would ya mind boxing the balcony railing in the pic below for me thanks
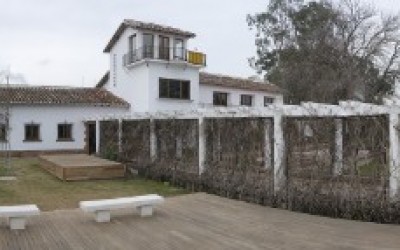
[123,46,206,67]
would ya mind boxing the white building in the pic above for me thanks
[0,19,283,155]
[96,19,283,111]
[0,87,129,155]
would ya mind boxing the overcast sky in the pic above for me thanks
[0,0,399,87]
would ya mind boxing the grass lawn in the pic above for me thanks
[0,158,188,211]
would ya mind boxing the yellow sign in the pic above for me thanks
[188,51,206,66]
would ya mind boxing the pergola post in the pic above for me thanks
[264,118,273,170]
[95,120,100,154]
[333,118,344,176]
[273,114,285,195]
[150,119,157,162]
[198,117,206,175]
[118,118,123,156]
[389,113,400,199]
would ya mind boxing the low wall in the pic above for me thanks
[201,118,274,205]
[284,115,393,222]
[99,120,119,160]
[148,119,200,190]
[120,119,151,167]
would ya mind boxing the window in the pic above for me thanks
[240,95,253,106]
[57,123,73,141]
[174,38,184,60]
[264,97,275,106]
[213,92,228,106]
[25,124,40,141]
[159,78,190,99]
[128,34,136,54]
[159,36,170,60]
[143,33,154,58]
[0,124,6,141]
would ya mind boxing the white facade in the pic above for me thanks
[148,63,200,112]
[103,27,201,112]
[103,22,283,112]
[199,84,283,108]
[0,20,284,153]
[104,60,200,112]
[0,105,128,152]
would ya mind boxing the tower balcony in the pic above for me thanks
[123,46,206,67]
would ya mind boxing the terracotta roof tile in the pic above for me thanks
[96,71,283,94]
[199,72,282,94]
[104,19,196,53]
[0,86,130,107]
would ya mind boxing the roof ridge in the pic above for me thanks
[200,72,271,85]
[104,19,196,53]
[0,85,101,90]
[0,86,130,107]
[199,72,282,94]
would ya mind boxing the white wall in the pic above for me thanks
[105,27,283,112]
[106,28,151,112]
[199,84,284,107]
[2,105,128,152]
[105,61,149,112]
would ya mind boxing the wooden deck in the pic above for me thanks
[1,193,400,249]
[39,154,125,181]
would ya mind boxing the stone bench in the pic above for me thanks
[79,194,164,222]
[0,205,40,230]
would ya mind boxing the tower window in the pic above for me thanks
[159,78,190,100]
[174,39,184,60]
[143,34,154,58]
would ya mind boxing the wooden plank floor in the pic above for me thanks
[1,193,400,250]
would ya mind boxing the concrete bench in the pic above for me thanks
[0,205,40,230]
[79,194,164,222]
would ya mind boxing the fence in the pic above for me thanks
[88,101,400,223]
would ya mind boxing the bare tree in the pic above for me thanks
[0,68,26,170]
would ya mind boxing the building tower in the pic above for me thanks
[102,19,207,112]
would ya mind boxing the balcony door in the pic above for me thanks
[143,33,154,59]
[128,34,136,62]
[128,35,136,53]
[174,39,184,60]
[159,36,170,60]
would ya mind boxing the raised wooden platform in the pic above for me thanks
[39,154,125,181]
